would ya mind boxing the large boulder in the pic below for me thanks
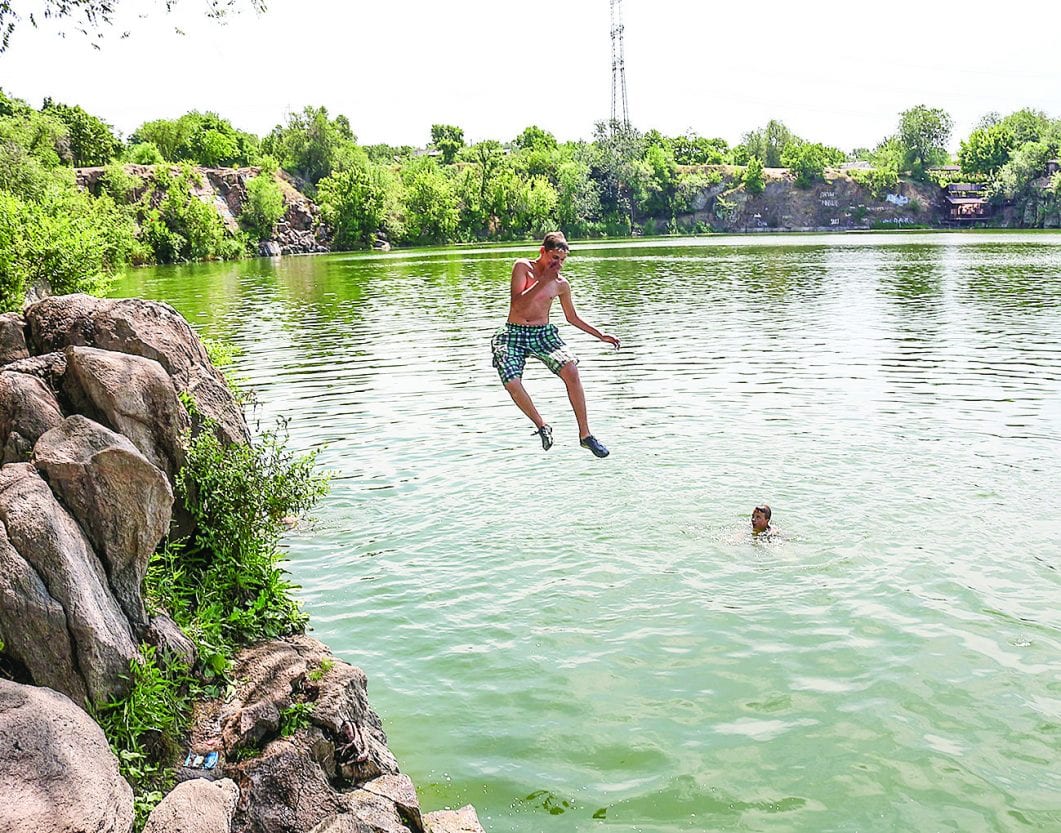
[0,370,64,463]
[143,777,240,833]
[216,636,399,783]
[0,525,87,704]
[423,806,486,833]
[34,415,173,629]
[0,678,134,833]
[231,740,344,832]
[62,345,189,480]
[0,312,29,366]
[25,295,250,445]
[0,463,138,705]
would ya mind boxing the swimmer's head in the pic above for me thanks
[751,504,771,534]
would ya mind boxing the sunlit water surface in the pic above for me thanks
[112,233,1061,833]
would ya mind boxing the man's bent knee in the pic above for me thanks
[559,362,581,382]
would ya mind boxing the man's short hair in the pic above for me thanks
[542,231,569,252]
[755,504,771,520]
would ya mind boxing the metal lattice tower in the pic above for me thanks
[610,0,630,128]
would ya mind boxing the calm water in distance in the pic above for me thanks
[111,233,1061,833]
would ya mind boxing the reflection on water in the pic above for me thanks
[112,233,1061,833]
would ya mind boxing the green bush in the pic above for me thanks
[743,157,765,195]
[849,165,900,198]
[125,142,164,165]
[93,645,201,830]
[241,172,285,242]
[154,421,329,655]
[138,166,244,262]
[0,184,139,310]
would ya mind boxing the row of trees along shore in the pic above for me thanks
[4,87,1061,302]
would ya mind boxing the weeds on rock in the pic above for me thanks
[93,645,202,830]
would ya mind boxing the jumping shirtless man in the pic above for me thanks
[491,231,620,457]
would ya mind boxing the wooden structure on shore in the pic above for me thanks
[942,182,991,224]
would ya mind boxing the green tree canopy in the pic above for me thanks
[514,125,557,152]
[897,105,953,178]
[958,124,1015,177]
[430,123,465,165]
[743,156,765,195]
[743,120,797,167]
[670,133,728,166]
[41,99,120,166]
[261,106,356,187]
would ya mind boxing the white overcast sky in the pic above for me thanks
[1,0,1058,151]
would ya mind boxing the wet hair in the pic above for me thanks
[542,231,570,252]
[754,504,771,521]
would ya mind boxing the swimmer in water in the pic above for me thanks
[751,504,773,536]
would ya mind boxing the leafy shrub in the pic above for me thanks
[155,421,329,656]
[125,141,164,165]
[94,645,201,830]
[849,165,900,198]
[279,702,315,736]
[241,172,285,242]
[138,166,244,262]
[743,157,765,195]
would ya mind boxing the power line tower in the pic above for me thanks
[610,0,630,129]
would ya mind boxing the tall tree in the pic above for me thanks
[897,105,953,178]
[958,124,1015,177]
[430,124,465,165]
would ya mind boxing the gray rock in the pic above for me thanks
[223,698,282,753]
[0,312,29,366]
[339,787,413,833]
[362,774,423,832]
[309,815,376,833]
[259,240,282,257]
[0,524,87,703]
[1,350,68,388]
[231,740,344,833]
[0,370,64,463]
[144,613,198,668]
[34,415,173,629]
[423,806,486,833]
[25,295,250,444]
[0,463,137,705]
[144,777,240,833]
[62,345,189,480]
[0,678,134,833]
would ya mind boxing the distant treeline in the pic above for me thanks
[2,86,1061,308]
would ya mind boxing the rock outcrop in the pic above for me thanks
[0,679,134,833]
[0,295,486,832]
[143,777,240,833]
[0,296,225,706]
[182,634,454,833]
[74,165,333,255]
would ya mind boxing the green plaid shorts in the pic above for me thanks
[491,323,578,384]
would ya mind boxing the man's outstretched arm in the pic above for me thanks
[559,286,620,348]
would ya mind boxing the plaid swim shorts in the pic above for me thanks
[491,323,579,384]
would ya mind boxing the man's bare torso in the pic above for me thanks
[508,257,568,325]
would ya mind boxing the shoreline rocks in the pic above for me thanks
[0,294,486,832]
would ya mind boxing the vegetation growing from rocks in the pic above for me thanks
[743,157,765,195]
[240,163,286,243]
[93,645,200,828]
[136,165,245,263]
[85,354,328,827]
[279,701,316,737]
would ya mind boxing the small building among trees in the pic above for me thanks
[942,182,991,224]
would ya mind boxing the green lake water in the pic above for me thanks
[111,233,1061,833]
